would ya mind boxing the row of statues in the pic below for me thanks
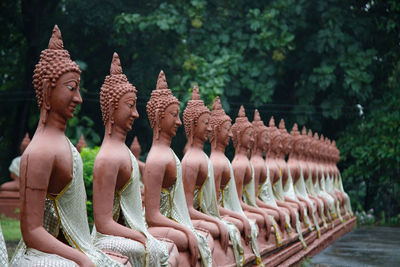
[0,25,353,267]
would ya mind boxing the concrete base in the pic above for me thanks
[0,191,20,219]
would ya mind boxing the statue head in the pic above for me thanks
[231,105,254,152]
[100,53,138,135]
[209,96,232,148]
[268,116,282,153]
[20,133,31,154]
[279,119,292,154]
[290,123,302,154]
[252,109,268,153]
[146,71,181,139]
[183,86,211,146]
[76,133,87,153]
[33,25,82,123]
[130,136,141,159]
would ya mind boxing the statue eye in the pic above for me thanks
[67,85,74,91]
[127,103,133,108]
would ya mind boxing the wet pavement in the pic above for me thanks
[311,226,400,267]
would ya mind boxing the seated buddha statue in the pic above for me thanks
[76,134,87,153]
[10,25,123,267]
[91,53,179,267]
[331,141,353,216]
[182,86,245,266]
[231,106,277,249]
[276,119,314,232]
[209,97,263,265]
[288,125,321,237]
[266,117,306,248]
[321,138,344,222]
[315,135,339,222]
[251,111,292,237]
[0,133,30,192]
[301,130,329,229]
[143,71,213,267]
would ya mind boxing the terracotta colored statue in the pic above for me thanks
[0,133,30,192]
[10,25,123,266]
[266,117,306,248]
[76,133,87,153]
[301,129,329,229]
[288,125,321,237]
[143,71,213,267]
[182,86,246,266]
[251,110,293,237]
[209,97,264,265]
[92,53,178,266]
[129,136,145,176]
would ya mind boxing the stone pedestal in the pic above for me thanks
[0,191,20,219]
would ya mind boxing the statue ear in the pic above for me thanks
[189,120,195,145]
[155,108,160,140]
[211,125,217,149]
[42,79,51,111]
[107,105,114,135]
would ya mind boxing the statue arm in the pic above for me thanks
[20,153,91,266]
[93,156,146,245]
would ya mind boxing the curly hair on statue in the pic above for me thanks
[146,70,180,130]
[209,96,231,143]
[183,85,210,139]
[33,25,81,108]
[100,52,137,126]
[231,105,253,150]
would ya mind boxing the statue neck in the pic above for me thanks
[252,146,263,158]
[104,123,128,143]
[235,145,248,156]
[38,109,67,134]
[189,135,205,150]
[152,130,172,147]
[211,141,226,155]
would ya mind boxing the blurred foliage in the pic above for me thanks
[0,0,399,216]
[80,146,100,223]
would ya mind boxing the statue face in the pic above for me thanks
[50,72,81,120]
[160,103,181,137]
[113,92,139,133]
[241,127,254,150]
[260,130,268,151]
[194,112,211,143]
[216,120,232,147]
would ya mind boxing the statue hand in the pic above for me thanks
[243,219,251,245]
[279,212,286,231]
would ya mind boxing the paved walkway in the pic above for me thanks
[311,226,400,266]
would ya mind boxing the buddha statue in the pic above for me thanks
[331,141,353,216]
[10,25,123,267]
[130,136,145,176]
[209,97,263,266]
[276,119,314,232]
[251,111,293,237]
[0,133,30,192]
[321,138,344,222]
[302,130,329,229]
[182,86,244,266]
[266,117,306,248]
[288,125,321,237]
[143,71,213,267]
[76,134,87,153]
[91,53,178,267]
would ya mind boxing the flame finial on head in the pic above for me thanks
[212,96,222,110]
[156,70,168,90]
[238,105,246,117]
[191,86,200,100]
[279,118,285,129]
[110,52,123,75]
[308,129,312,137]
[301,126,307,135]
[269,116,275,127]
[291,123,298,133]
[253,109,261,122]
[48,25,64,50]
